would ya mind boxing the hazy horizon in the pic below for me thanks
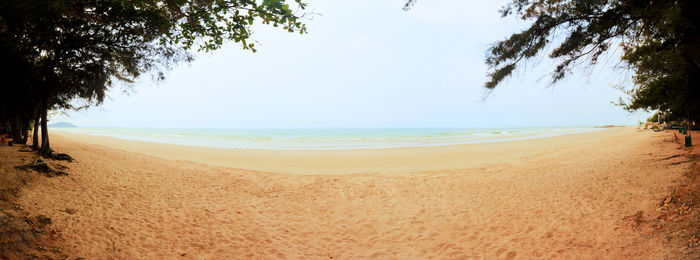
[53,0,652,129]
[49,123,631,129]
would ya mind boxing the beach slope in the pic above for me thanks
[16,127,688,258]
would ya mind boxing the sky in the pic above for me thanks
[54,0,652,129]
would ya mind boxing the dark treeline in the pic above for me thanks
[0,0,307,155]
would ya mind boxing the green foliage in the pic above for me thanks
[418,0,699,124]
[483,0,677,88]
[404,0,699,127]
[0,0,309,151]
[153,0,308,52]
[647,111,660,123]
[615,1,700,121]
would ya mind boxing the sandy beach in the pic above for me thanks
[13,127,691,258]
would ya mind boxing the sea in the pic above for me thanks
[50,126,603,150]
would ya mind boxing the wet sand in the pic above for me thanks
[15,127,688,258]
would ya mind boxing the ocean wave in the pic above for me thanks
[53,127,600,150]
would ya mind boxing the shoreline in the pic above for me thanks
[53,127,628,175]
[49,126,607,151]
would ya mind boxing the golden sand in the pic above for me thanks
[16,127,688,258]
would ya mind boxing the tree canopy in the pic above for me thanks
[406,0,699,123]
[0,0,308,154]
[483,0,699,122]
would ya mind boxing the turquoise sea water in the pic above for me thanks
[51,127,603,150]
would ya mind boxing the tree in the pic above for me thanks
[406,0,699,124]
[647,111,659,123]
[0,35,40,146]
[489,1,698,121]
[617,2,700,124]
[0,0,308,155]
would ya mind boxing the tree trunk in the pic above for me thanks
[32,113,39,150]
[19,122,28,144]
[9,121,19,141]
[39,99,51,155]
[10,119,20,143]
[15,117,28,145]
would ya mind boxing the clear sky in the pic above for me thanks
[54,0,651,128]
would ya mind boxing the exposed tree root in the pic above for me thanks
[43,153,74,162]
[662,154,683,160]
[49,153,73,162]
[0,208,66,259]
[1,145,68,259]
[645,134,700,259]
[14,159,68,176]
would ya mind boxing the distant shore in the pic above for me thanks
[14,127,687,258]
